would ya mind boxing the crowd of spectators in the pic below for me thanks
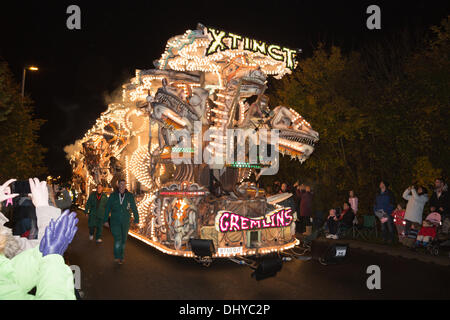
[267,177,449,248]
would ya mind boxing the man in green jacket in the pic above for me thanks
[104,179,139,264]
[85,184,108,243]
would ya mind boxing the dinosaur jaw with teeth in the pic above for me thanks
[154,90,199,121]
[278,132,318,161]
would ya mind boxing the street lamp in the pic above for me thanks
[21,66,39,102]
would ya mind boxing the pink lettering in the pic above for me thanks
[270,213,276,227]
[284,209,293,225]
[229,213,240,231]
[241,216,250,230]
[219,212,230,232]
[250,219,261,229]
[218,209,293,232]
[276,211,285,226]
[262,217,272,228]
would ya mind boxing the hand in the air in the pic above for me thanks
[0,179,19,203]
[29,178,49,207]
[39,210,78,256]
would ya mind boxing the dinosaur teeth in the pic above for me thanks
[279,134,317,147]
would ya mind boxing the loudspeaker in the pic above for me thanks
[311,240,348,265]
[252,256,283,280]
[189,239,215,257]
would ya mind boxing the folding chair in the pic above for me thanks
[361,215,378,239]
[352,222,368,240]
[337,222,362,240]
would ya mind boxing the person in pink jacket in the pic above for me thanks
[349,190,359,225]
[349,190,358,214]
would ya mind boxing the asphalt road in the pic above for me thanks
[65,210,450,300]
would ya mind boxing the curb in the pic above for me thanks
[313,237,450,267]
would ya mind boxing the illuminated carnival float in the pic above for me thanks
[69,24,319,266]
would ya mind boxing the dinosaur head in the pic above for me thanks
[150,80,200,131]
[222,59,267,98]
[269,106,319,162]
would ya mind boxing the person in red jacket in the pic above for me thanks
[392,204,406,240]
[336,202,355,238]
[337,202,355,225]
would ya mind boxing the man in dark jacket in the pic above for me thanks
[374,180,395,243]
[430,178,449,233]
[104,179,139,264]
[85,184,108,243]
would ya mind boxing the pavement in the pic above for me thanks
[298,232,450,267]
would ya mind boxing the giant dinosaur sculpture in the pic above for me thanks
[69,24,319,261]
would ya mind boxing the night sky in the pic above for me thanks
[0,0,448,181]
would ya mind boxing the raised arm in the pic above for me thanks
[36,211,78,299]
[402,188,412,201]
[10,179,61,254]
[29,178,61,241]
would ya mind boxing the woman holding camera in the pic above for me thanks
[402,185,428,236]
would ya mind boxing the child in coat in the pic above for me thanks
[416,212,441,247]
[392,204,406,240]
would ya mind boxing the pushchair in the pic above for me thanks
[414,212,447,256]
[425,237,450,256]
[426,213,450,256]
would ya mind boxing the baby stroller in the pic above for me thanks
[426,212,450,256]
[415,212,441,255]
[426,237,450,256]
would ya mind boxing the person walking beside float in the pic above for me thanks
[85,183,108,243]
[104,180,139,264]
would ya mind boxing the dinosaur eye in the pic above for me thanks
[281,118,291,126]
